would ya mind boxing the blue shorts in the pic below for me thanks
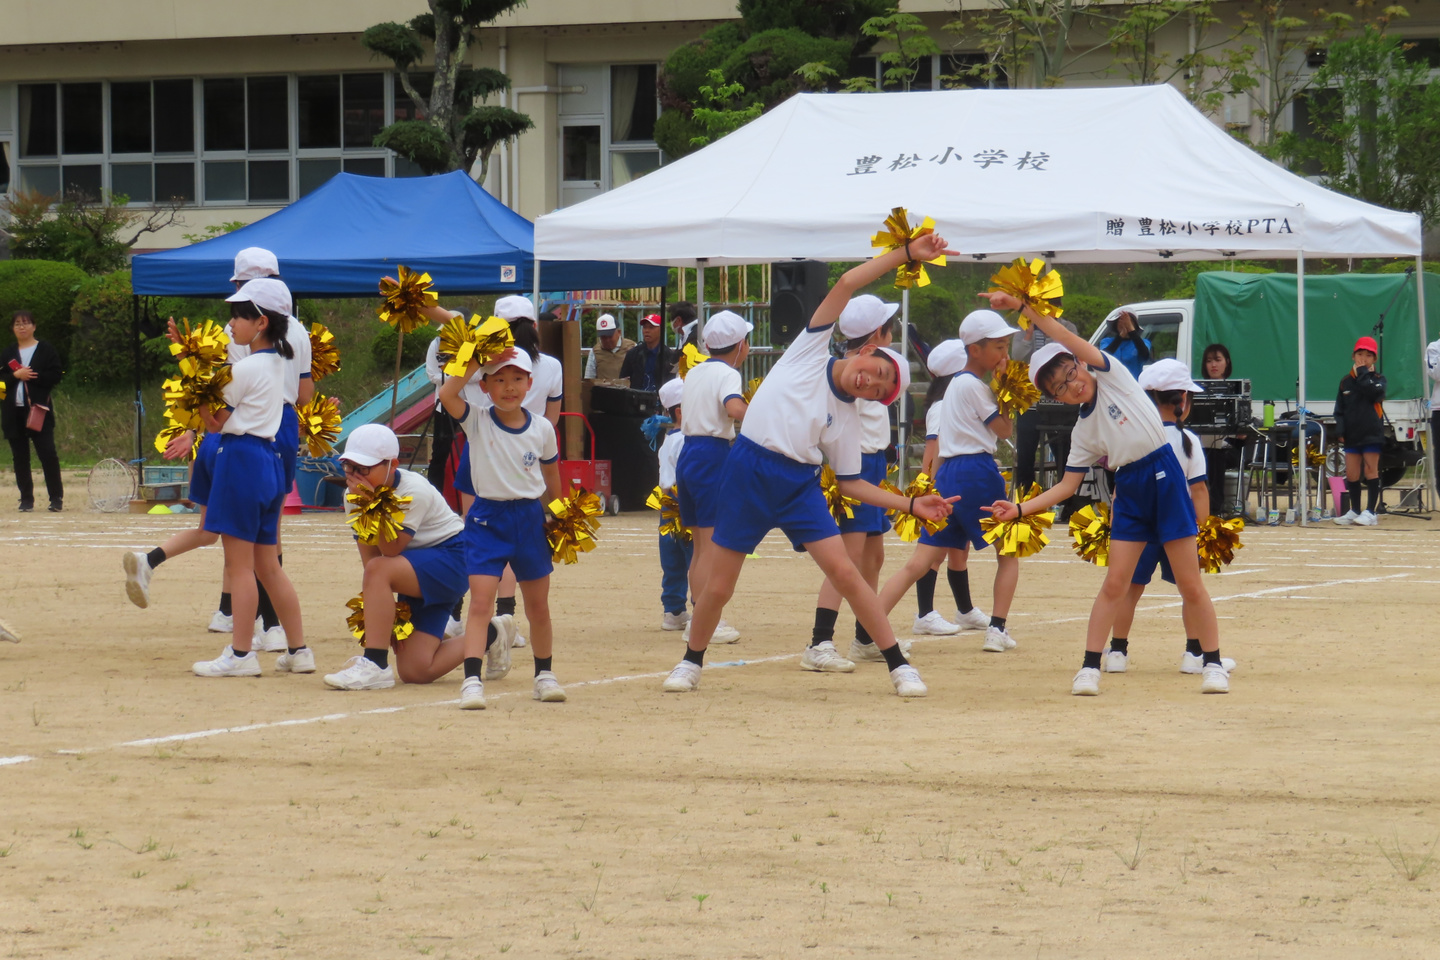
[1131,541,1175,586]
[203,433,285,545]
[676,435,730,528]
[711,436,838,554]
[397,534,468,638]
[464,496,553,582]
[839,450,892,536]
[921,453,1005,551]
[275,404,299,488]
[188,432,221,506]
[1111,444,1198,544]
[1344,444,1382,455]
[454,440,475,497]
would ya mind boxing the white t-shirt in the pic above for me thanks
[222,349,286,439]
[463,352,563,421]
[857,399,889,455]
[924,397,943,440]
[1065,353,1169,473]
[347,467,464,549]
[15,343,36,406]
[681,358,743,440]
[1425,336,1440,405]
[1164,422,1208,485]
[224,320,310,406]
[658,429,684,488]
[938,371,1001,457]
[459,403,558,501]
[740,323,862,478]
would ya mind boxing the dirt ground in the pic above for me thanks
[2,501,1439,959]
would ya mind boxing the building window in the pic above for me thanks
[19,84,59,158]
[558,63,663,206]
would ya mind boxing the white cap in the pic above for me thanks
[340,423,399,466]
[230,247,279,283]
[494,295,537,322]
[482,348,534,378]
[876,346,911,406]
[926,340,968,377]
[1137,357,1204,393]
[658,377,684,410]
[702,310,753,350]
[959,309,1021,345]
[1028,342,1074,389]
[595,314,618,333]
[226,277,294,318]
[838,294,900,340]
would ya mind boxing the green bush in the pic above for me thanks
[68,269,143,386]
[1059,294,1115,339]
[0,259,89,364]
[720,29,853,107]
[658,22,746,110]
[371,323,432,371]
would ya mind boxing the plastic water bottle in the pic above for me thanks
[1262,401,1275,428]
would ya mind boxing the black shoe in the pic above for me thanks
[18,501,33,512]
[48,501,63,512]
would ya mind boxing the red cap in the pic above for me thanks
[641,314,662,327]
[1353,336,1379,355]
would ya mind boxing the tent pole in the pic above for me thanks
[899,287,910,488]
[1297,253,1308,526]
[132,294,143,463]
[1417,255,1433,511]
[696,260,707,343]
[533,258,541,308]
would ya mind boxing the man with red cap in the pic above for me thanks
[1334,335,1387,526]
[620,313,678,391]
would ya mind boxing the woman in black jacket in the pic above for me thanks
[1333,335,1386,525]
[1,311,65,511]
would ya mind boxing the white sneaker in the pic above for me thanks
[275,647,316,674]
[193,646,261,678]
[801,641,856,673]
[847,637,913,662]
[662,660,702,692]
[1200,662,1231,694]
[1071,666,1101,696]
[533,671,568,702]
[982,625,1017,653]
[0,618,20,644]
[889,664,928,697]
[485,614,516,680]
[1180,653,1238,675]
[683,619,741,644]
[459,676,486,709]
[955,607,990,631]
[324,655,395,690]
[443,617,464,640]
[1354,510,1378,526]
[123,552,153,608]
[513,631,527,648]
[207,610,233,633]
[1103,649,1128,673]
[661,610,690,631]
[254,625,288,653]
[1333,510,1358,526]
[912,611,961,636]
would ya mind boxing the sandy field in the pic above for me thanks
[1,502,1439,959]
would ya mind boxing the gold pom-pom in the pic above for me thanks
[646,485,691,542]
[1068,502,1111,566]
[978,482,1054,557]
[547,487,604,564]
[346,484,413,545]
[161,365,233,426]
[1290,441,1326,470]
[677,342,710,380]
[442,315,515,377]
[297,395,342,458]
[154,416,195,458]
[990,359,1042,419]
[820,464,860,524]
[309,323,341,381]
[346,595,415,645]
[1196,515,1245,573]
[0,382,5,401]
[377,264,439,334]
[741,376,764,404]
[871,206,945,289]
[988,258,1064,329]
[881,472,948,542]
[167,318,231,378]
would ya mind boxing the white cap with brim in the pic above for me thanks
[877,346,911,406]
[226,277,294,318]
[340,423,400,466]
[702,310,753,350]
[1137,357,1204,393]
[1028,342,1074,390]
[959,309,1021,345]
[926,340,968,378]
[230,247,279,283]
[595,314,618,333]
[482,349,534,378]
[838,294,900,340]
[658,377,684,410]
[495,295,537,322]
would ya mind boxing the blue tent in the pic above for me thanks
[131,170,667,296]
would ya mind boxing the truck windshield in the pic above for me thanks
[1139,312,1182,362]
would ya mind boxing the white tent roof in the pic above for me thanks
[535,85,1422,266]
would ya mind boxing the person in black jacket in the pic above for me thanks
[619,314,678,392]
[1333,335,1386,526]
[1,311,65,512]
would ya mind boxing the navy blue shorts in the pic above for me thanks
[397,534,468,637]
[839,450,892,536]
[711,436,838,554]
[921,453,1005,551]
[676,435,730,528]
[464,496,552,582]
[275,404,299,489]
[1111,444,1198,544]
[203,433,285,545]
[1344,444,1382,455]
[1131,541,1176,586]
[454,439,475,497]
[189,432,221,506]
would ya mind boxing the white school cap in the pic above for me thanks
[595,314,618,333]
[838,294,900,339]
[959,309,1021,345]
[494,295,537,322]
[926,340,968,377]
[226,277,294,318]
[876,347,911,406]
[340,424,400,466]
[702,310,753,350]
[482,348,534,377]
[230,247,279,282]
[1028,342,1074,389]
[1137,358,1204,393]
[658,377,684,410]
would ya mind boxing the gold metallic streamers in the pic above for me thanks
[646,485,691,542]
[153,415,195,458]
[988,257,1064,329]
[979,482,1054,557]
[880,473,948,541]
[870,206,945,289]
[377,264,439,334]
[161,365,233,429]
[346,484,413,545]
[677,343,710,380]
[442,315,515,377]
[547,488,604,564]
[1196,515,1245,574]
[1290,442,1326,470]
[991,359,1042,419]
[346,595,415,645]
[1068,502,1111,567]
[297,395,342,458]
[741,376,764,404]
[820,464,860,524]
[0,382,5,401]
[309,323,340,381]
[167,318,230,378]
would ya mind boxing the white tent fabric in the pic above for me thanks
[535,85,1421,265]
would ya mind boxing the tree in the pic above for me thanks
[848,12,942,92]
[1103,0,1255,115]
[362,0,533,182]
[1,188,184,275]
[941,0,1111,89]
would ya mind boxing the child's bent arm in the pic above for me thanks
[541,461,562,504]
[377,528,414,558]
[1190,479,1211,521]
[978,291,1103,369]
[988,414,1014,441]
[839,478,959,521]
[724,397,748,420]
[437,363,477,420]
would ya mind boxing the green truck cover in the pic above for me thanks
[1191,271,1437,402]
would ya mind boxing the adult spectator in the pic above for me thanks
[1,311,65,511]
[670,301,699,350]
[1010,314,1078,497]
[1198,342,1242,515]
[584,314,635,381]
[1428,331,1440,494]
[1098,308,1152,379]
[620,314,678,392]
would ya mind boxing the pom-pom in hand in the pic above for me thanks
[986,258,1064,329]
[377,265,439,334]
[1068,502,1111,566]
[646,485,690,542]
[346,484,413,545]
[677,343,710,379]
[1196,515,1245,573]
[871,207,955,288]
[820,465,860,524]
[547,488,604,564]
[991,359,1042,419]
[881,473,949,541]
[309,323,341,381]
[346,595,414,645]
[167,318,230,378]
[297,395,342,458]
[978,483,1054,557]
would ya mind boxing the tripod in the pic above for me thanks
[1369,268,1431,519]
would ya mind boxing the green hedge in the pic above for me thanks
[371,323,432,371]
[0,260,90,364]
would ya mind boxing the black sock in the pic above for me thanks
[880,643,909,671]
[811,607,839,647]
[1202,650,1222,666]
[484,621,498,651]
[1083,650,1102,670]
[146,547,167,568]
[947,567,973,614]
[364,647,389,669]
[496,596,516,617]
[277,553,283,567]
[464,657,483,679]
[287,646,305,655]
[854,621,873,646]
[1110,637,1129,654]
[915,569,937,616]
[1347,479,1362,514]
[1185,638,1202,656]
[256,578,279,630]
[1366,478,1380,512]
[989,615,1007,631]
[534,656,552,675]
[451,597,464,620]
[683,646,705,666]
[219,592,232,616]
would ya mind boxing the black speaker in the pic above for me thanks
[770,260,829,345]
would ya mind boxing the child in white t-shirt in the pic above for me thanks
[655,377,693,630]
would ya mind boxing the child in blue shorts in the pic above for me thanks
[661,231,959,699]
[979,290,1230,697]
[656,377,695,631]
